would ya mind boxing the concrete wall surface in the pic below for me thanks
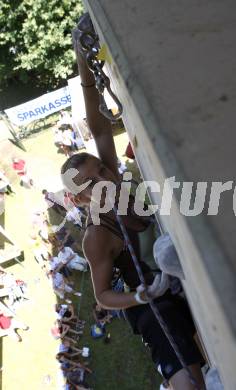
[83,1,236,388]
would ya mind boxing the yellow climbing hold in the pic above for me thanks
[97,44,112,64]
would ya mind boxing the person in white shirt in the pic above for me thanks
[55,304,70,320]
[61,127,74,157]
[66,206,83,228]
[55,303,78,323]
[42,189,65,214]
[57,246,88,272]
[0,270,17,306]
[49,271,81,300]
[0,268,28,307]
[48,256,61,271]
[58,110,72,126]
[47,255,71,280]
[62,129,73,146]
[54,127,63,150]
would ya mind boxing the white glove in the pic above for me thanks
[135,273,170,303]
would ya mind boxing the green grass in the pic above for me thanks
[70,271,160,390]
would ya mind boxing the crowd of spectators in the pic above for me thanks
[52,302,92,390]
[0,109,127,387]
[29,190,96,389]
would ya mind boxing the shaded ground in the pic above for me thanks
[0,126,161,389]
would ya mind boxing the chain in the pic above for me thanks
[74,25,123,121]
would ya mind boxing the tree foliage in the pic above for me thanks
[0,0,84,88]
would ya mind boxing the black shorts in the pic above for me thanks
[125,294,204,380]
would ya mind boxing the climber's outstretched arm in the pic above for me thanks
[76,49,119,179]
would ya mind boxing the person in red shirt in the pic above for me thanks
[12,158,33,188]
[0,310,29,342]
[51,320,82,343]
[12,158,26,175]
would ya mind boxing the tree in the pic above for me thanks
[0,0,84,88]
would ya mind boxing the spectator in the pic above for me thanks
[58,111,72,126]
[71,127,84,151]
[55,228,78,250]
[55,303,77,322]
[30,235,49,270]
[14,279,28,303]
[57,318,83,338]
[63,191,74,210]
[64,193,87,214]
[58,339,83,358]
[56,352,92,374]
[0,268,29,307]
[57,246,88,272]
[47,255,71,279]
[49,270,81,300]
[55,304,85,329]
[31,210,46,230]
[47,233,60,248]
[51,321,75,343]
[0,171,15,195]
[55,227,70,244]
[92,303,113,326]
[66,206,83,228]
[61,126,74,157]
[38,220,54,243]
[66,367,92,389]
[42,189,65,214]
[57,354,88,390]
[0,309,29,342]
[53,127,64,152]
[0,269,18,305]
[51,320,82,341]
[12,158,33,188]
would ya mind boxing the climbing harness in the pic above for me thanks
[72,15,123,121]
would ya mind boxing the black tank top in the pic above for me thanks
[86,206,153,289]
